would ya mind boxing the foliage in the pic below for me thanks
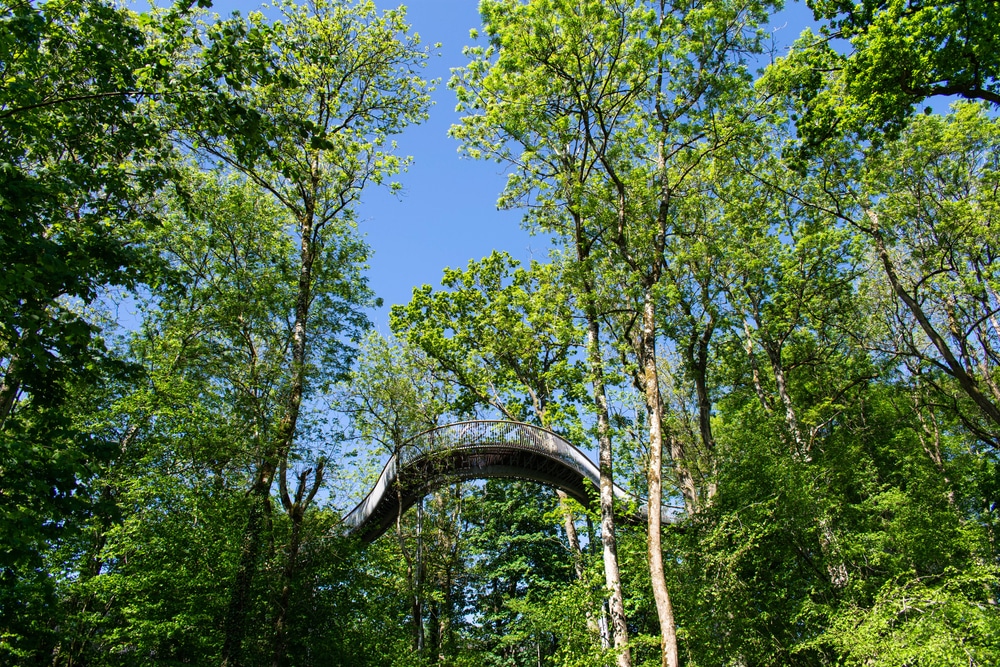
[461,479,578,665]
[391,252,585,430]
[763,0,1000,144]
[5,1,1000,665]
[0,0,176,657]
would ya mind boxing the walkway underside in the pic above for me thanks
[342,421,665,543]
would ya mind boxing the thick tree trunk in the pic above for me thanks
[271,514,303,667]
[411,596,424,653]
[640,289,679,667]
[585,516,613,650]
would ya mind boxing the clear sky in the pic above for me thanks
[355,1,546,328]
[203,0,818,328]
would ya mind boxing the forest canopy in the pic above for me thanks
[1,0,998,666]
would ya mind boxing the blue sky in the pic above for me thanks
[205,0,819,328]
[355,1,544,328]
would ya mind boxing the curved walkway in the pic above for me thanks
[342,420,666,543]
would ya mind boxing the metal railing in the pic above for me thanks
[342,420,658,537]
[398,420,587,468]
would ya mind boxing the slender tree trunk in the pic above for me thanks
[913,396,957,506]
[0,343,24,429]
[676,285,717,470]
[444,483,461,658]
[557,490,586,580]
[742,320,774,415]
[428,599,440,662]
[763,341,805,454]
[690,317,715,456]
[667,430,698,515]
[588,315,634,667]
[640,288,679,667]
[0,375,19,429]
[578,253,632,666]
[558,489,606,644]
[443,569,454,659]
[870,216,1000,429]
[411,498,425,653]
[529,327,607,653]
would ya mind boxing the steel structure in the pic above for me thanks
[343,420,665,542]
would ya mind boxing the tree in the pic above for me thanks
[0,0,185,657]
[96,168,360,665]
[0,0,160,429]
[391,253,609,654]
[656,92,1000,666]
[391,252,585,430]
[767,0,1000,145]
[462,479,577,665]
[774,102,1000,446]
[157,2,433,662]
[336,331,455,657]
[452,1,777,663]
[858,103,1000,443]
[450,3,651,660]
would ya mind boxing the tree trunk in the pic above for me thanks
[442,567,454,660]
[428,599,441,663]
[586,311,633,667]
[763,341,805,454]
[0,373,19,429]
[0,340,25,429]
[272,464,324,667]
[690,315,716,464]
[742,320,774,415]
[577,230,632,666]
[402,497,425,653]
[640,288,679,667]
[586,515,613,650]
[222,204,316,667]
[557,490,586,580]
[271,513,303,667]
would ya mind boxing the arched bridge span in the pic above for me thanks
[343,420,664,543]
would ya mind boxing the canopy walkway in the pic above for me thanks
[343,420,667,543]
